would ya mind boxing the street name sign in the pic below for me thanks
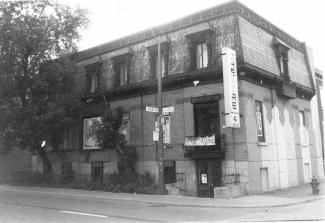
[162,106,174,113]
[146,106,159,113]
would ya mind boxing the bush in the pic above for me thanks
[103,172,155,194]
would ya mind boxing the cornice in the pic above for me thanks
[74,1,304,62]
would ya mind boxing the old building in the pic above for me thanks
[45,0,324,197]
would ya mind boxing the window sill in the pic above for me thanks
[257,142,268,146]
[301,144,309,148]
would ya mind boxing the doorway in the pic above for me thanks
[196,159,222,197]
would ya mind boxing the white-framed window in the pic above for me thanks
[119,63,128,86]
[89,74,98,93]
[196,43,208,69]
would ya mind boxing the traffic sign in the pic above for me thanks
[146,106,159,113]
[162,106,174,113]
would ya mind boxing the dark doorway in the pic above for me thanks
[196,159,222,197]
[91,162,103,183]
[194,101,220,138]
[193,100,222,197]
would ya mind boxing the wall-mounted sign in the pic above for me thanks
[146,106,159,113]
[162,106,174,113]
[184,135,215,146]
[222,47,240,128]
[153,131,159,141]
[83,117,102,150]
[163,116,171,144]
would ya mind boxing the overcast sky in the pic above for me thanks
[66,0,324,73]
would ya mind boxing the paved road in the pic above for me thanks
[0,189,324,223]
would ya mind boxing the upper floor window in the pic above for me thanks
[112,47,133,87]
[84,62,102,94]
[196,42,208,69]
[90,74,98,93]
[118,63,128,86]
[186,23,214,71]
[146,35,171,79]
[273,37,290,80]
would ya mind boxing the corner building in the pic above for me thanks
[48,1,324,197]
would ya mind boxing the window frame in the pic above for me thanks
[147,40,171,79]
[163,160,176,184]
[112,52,133,87]
[91,162,103,182]
[84,62,102,94]
[255,100,266,142]
[186,29,214,71]
[195,42,209,69]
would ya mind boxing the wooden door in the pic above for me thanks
[197,159,222,197]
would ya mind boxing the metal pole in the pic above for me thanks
[156,35,165,194]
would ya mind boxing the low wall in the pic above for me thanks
[214,184,247,198]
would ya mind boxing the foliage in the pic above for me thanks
[0,1,88,172]
[10,171,156,194]
[90,107,137,176]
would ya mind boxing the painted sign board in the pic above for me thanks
[83,117,102,150]
[146,106,159,113]
[153,131,159,141]
[222,47,240,128]
[163,116,171,144]
[184,135,215,146]
[162,106,174,113]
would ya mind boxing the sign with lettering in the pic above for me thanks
[163,116,171,144]
[222,47,240,128]
[146,106,159,113]
[184,135,215,146]
[162,106,174,113]
[153,131,159,141]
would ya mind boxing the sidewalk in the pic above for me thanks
[0,179,324,208]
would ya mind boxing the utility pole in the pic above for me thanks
[156,35,165,194]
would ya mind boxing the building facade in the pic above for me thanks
[45,1,324,197]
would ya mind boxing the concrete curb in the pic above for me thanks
[1,185,324,209]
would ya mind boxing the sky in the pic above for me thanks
[65,0,325,73]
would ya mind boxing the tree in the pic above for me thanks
[90,106,137,177]
[0,1,88,174]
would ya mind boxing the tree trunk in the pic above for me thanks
[36,146,52,174]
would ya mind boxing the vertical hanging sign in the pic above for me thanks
[222,47,240,128]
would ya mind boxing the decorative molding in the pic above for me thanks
[74,1,304,62]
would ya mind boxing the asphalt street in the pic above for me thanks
[0,188,324,223]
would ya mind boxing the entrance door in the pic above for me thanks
[197,159,222,197]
